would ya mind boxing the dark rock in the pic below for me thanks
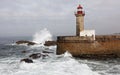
[20,58,33,63]
[42,54,49,59]
[21,50,27,53]
[27,42,36,46]
[43,50,53,53]
[29,53,41,59]
[44,41,57,46]
[16,40,36,46]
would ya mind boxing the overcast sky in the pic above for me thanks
[0,0,120,37]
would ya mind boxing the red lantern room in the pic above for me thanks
[76,4,85,16]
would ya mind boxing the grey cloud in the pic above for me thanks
[0,0,120,37]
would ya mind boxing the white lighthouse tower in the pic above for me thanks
[75,4,95,40]
[75,4,85,36]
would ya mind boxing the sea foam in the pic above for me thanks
[17,53,99,75]
[0,51,99,75]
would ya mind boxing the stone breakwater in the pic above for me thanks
[57,35,120,59]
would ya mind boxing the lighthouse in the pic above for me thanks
[75,4,85,36]
[56,4,120,58]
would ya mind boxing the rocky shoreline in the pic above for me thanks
[16,40,36,46]
[15,40,56,63]
[16,40,57,46]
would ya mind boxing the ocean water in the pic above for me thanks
[0,29,120,75]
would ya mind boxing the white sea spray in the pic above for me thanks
[32,28,53,44]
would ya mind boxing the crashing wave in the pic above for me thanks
[32,28,53,44]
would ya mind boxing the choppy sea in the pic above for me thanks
[0,29,120,75]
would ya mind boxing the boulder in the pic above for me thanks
[43,50,53,53]
[16,40,36,46]
[27,42,36,46]
[29,53,50,59]
[42,54,49,59]
[21,50,27,53]
[20,58,33,63]
[29,53,41,59]
[44,41,57,46]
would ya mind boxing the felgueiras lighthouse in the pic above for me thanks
[57,4,120,58]
[75,4,95,40]
[75,4,85,36]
